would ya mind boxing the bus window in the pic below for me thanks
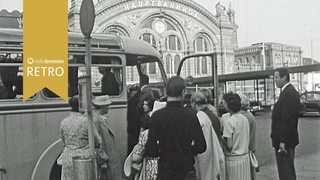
[91,65,123,96]
[44,55,123,98]
[126,60,166,100]
[0,53,23,100]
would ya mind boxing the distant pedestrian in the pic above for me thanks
[191,91,225,180]
[145,76,206,180]
[60,96,102,180]
[222,92,250,180]
[271,67,300,180]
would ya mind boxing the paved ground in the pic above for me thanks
[256,151,320,180]
[254,111,320,180]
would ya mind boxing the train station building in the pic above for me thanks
[68,0,238,82]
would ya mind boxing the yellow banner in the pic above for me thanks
[23,0,68,101]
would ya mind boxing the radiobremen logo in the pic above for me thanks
[23,0,68,102]
[26,58,65,77]
[23,56,68,102]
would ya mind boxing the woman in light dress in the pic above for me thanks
[191,91,225,180]
[221,92,251,180]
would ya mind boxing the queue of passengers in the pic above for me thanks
[125,76,258,180]
[59,75,257,180]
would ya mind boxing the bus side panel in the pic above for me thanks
[0,109,68,180]
[107,99,128,178]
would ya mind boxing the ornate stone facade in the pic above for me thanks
[68,0,238,81]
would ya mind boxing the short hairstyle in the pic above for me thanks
[190,91,207,105]
[140,74,149,85]
[275,67,290,81]
[223,92,241,113]
[69,96,79,112]
[166,76,186,97]
[199,88,212,104]
[144,97,155,110]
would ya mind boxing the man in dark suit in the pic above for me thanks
[271,67,300,180]
[99,66,119,96]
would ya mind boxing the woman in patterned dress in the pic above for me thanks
[130,98,158,180]
[60,96,102,180]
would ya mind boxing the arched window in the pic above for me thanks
[140,33,157,74]
[104,26,129,37]
[174,55,180,74]
[165,35,181,51]
[245,57,249,64]
[194,37,209,52]
[196,58,200,75]
[140,33,156,48]
[201,57,207,74]
[194,36,211,75]
[166,54,172,74]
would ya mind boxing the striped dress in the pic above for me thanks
[222,113,251,180]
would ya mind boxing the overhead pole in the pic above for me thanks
[78,0,97,179]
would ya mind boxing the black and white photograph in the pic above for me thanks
[0,0,319,179]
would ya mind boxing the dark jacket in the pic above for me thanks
[201,107,223,144]
[271,84,300,149]
[145,101,206,180]
[101,72,119,95]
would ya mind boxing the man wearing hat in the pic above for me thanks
[92,95,121,180]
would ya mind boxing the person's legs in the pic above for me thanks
[275,148,296,180]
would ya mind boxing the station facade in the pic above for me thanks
[230,42,304,105]
[68,0,238,83]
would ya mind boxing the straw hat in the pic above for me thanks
[93,95,112,106]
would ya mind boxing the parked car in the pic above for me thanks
[217,100,262,116]
[248,101,263,115]
[299,91,320,116]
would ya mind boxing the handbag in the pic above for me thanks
[96,148,108,166]
[249,151,258,168]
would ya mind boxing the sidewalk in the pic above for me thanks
[256,151,320,180]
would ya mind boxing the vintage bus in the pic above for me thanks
[0,28,167,180]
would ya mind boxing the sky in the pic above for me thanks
[1,0,320,61]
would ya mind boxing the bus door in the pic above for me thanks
[176,53,220,112]
[125,54,167,154]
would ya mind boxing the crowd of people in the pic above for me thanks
[124,75,258,180]
[59,67,300,180]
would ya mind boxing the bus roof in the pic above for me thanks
[0,28,161,61]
